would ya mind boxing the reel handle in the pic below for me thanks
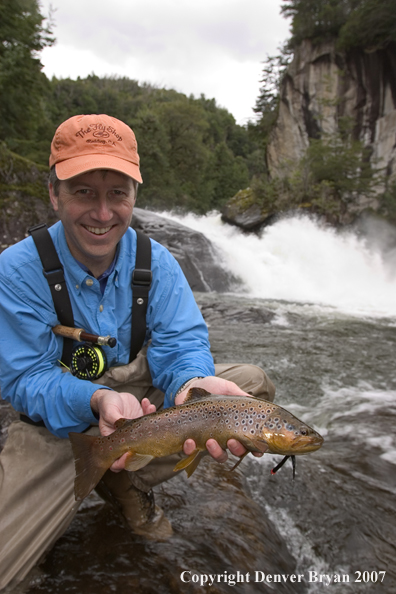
[52,325,117,348]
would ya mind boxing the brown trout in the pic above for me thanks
[69,388,323,501]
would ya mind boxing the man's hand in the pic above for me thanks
[90,388,156,472]
[175,376,267,463]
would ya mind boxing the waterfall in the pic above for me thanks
[159,211,396,318]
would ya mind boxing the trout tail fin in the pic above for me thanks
[69,432,109,501]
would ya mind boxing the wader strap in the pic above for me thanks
[28,223,74,366]
[130,231,152,362]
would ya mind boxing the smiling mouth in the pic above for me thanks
[84,225,112,235]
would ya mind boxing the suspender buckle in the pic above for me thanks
[42,267,65,287]
[132,269,152,287]
[28,223,49,235]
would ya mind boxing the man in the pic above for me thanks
[0,114,275,590]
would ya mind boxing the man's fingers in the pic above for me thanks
[141,398,156,415]
[183,438,196,456]
[226,438,247,458]
[206,439,228,463]
[110,452,129,473]
[183,437,262,464]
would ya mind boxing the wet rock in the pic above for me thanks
[132,208,239,292]
[199,300,275,326]
[221,188,273,232]
[24,461,303,594]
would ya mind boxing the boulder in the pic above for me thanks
[132,208,238,292]
[221,188,277,232]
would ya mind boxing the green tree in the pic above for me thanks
[253,50,291,140]
[282,121,382,221]
[208,142,249,209]
[338,0,396,50]
[281,0,396,51]
[281,0,354,47]
[0,0,54,151]
[131,107,174,209]
[156,99,213,211]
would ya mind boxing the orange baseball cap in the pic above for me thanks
[49,114,143,183]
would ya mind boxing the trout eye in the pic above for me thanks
[301,429,307,435]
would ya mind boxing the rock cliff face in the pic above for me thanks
[267,39,396,191]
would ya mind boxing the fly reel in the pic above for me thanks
[70,343,107,380]
[52,325,117,381]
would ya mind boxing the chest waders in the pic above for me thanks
[20,223,152,425]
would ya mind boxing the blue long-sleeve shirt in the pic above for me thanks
[0,222,215,437]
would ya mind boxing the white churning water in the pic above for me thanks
[160,211,396,319]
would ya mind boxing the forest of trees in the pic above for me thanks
[281,0,396,51]
[0,0,266,213]
[1,0,395,218]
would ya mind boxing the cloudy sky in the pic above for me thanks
[39,0,290,125]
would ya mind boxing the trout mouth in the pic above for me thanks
[268,432,324,455]
[290,434,324,453]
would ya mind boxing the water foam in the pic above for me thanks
[159,211,396,318]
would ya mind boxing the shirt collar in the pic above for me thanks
[56,223,122,293]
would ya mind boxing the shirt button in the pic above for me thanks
[75,284,79,289]
[86,279,94,286]
[99,305,104,312]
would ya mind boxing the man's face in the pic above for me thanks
[49,169,136,276]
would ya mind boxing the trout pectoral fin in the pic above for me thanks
[229,451,249,472]
[124,452,154,471]
[250,437,269,453]
[173,449,206,478]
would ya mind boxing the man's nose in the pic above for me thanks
[92,196,112,221]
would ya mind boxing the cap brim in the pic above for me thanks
[55,154,143,184]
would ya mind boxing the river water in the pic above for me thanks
[5,214,396,593]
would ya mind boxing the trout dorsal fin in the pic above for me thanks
[114,418,129,429]
[183,387,211,403]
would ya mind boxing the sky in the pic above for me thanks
[39,0,290,125]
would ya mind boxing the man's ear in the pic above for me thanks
[49,184,59,211]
